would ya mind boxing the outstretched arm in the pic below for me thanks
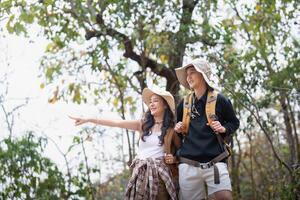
[69,116,142,132]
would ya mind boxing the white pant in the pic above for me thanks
[179,162,232,200]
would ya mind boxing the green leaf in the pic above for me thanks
[6,14,15,34]
[44,0,54,6]
[19,11,35,24]
[73,85,82,104]
[73,136,81,144]
[113,98,119,107]
[14,22,26,34]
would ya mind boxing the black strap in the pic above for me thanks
[179,157,213,168]
[214,165,220,184]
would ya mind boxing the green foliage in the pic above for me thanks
[279,171,300,200]
[0,133,66,199]
[96,170,131,200]
[0,132,125,199]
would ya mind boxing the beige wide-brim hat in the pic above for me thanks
[142,88,175,114]
[175,59,220,90]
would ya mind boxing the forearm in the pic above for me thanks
[87,118,141,132]
[88,118,119,127]
[223,121,239,135]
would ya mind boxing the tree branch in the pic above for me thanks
[85,14,177,83]
[186,34,218,46]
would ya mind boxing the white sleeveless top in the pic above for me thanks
[137,131,164,159]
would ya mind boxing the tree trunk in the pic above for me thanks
[280,94,296,165]
[287,96,300,163]
[232,134,241,198]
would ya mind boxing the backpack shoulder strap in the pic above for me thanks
[205,90,232,155]
[205,90,219,125]
[182,93,193,135]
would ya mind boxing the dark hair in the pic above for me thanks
[141,98,175,145]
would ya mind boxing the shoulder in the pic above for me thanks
[216,92,229,102]
[216,92,234,107]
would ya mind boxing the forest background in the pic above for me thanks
[0,0,299,199]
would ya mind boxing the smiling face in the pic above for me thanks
[148,94,167,117]
[186,66,206,90]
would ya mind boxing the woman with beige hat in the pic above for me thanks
[69,88,180,200]
[173,59,240,200]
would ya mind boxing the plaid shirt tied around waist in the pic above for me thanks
[125,157,178,200]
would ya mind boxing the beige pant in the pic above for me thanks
[179,162,231,200]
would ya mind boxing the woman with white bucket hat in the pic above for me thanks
[70,87,180,200]
[173,59,240,200]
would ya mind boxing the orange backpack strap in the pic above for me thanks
[205,90,232,155]
[182,93,193,135]
[205,90,219,125]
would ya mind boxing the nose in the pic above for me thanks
[149,102,154,108]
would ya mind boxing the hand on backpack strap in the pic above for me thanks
[207,121,226,133]
[174,122,184,133]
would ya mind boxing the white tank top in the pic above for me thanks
[137,131,164,159]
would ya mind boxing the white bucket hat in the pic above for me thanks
[142,88,175,114]
[175,59,220,90]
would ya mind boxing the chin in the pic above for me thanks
[188,84,196,89]
[151,112,162,117]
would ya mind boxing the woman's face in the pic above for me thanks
[148,94,166,117]
[186,66,206,89]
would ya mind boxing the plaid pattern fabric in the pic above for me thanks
[125,157,178,200]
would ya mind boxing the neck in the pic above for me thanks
[154,116,164,124]
[194,85,207,99]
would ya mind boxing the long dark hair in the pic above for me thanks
[141,98,175,145]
